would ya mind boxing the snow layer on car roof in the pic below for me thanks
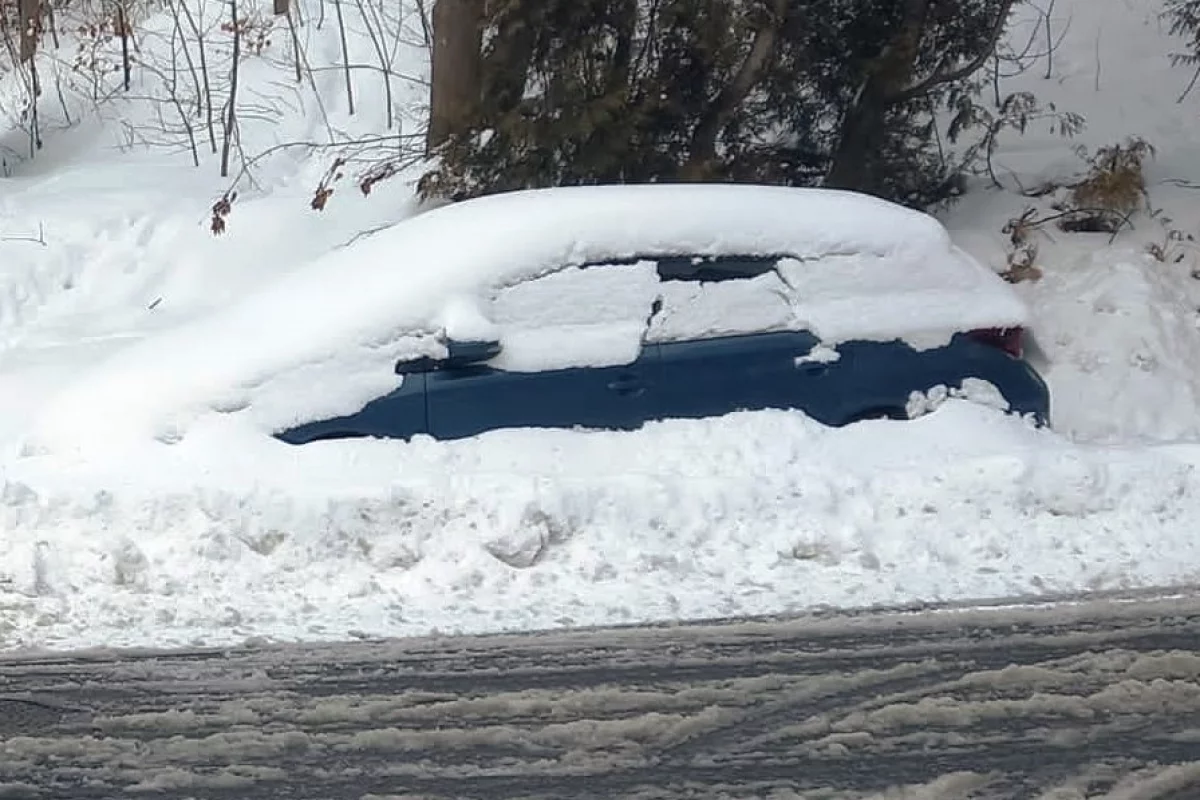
[24,184,1028,453]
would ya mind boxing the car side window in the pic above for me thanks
[487,261,661,372]
[655,255,780,283]
[646,259,796,344]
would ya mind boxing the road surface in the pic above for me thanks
[2,590,1200,799]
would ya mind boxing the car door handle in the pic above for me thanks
[607,376,646,396]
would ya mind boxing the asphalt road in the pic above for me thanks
[2,590,1200,799]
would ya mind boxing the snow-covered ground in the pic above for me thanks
[2,0,1200,652]
[943,0,1200,444]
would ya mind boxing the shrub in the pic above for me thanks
[1070,137,1154,215]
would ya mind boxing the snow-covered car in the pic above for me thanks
[21,183,1049,455]
[275,185,1049,444]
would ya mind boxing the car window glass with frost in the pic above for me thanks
[488,261,660,372]
[647,259,796,343]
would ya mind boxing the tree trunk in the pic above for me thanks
[117,2,131,91]
[824,83,894,192]
[826,0,1015,194]
[427,0,484,154]
[18,0,41,62]
[825,0,930,192]
[681,0,788,180]
[479,7,535,117]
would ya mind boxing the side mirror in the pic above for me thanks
[394,355,444,375]
[395,338,502,375]
[445,337,502,364]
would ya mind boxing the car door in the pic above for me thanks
[425,352,657,440]
[426,262,662,439]
[646,257,835,422]
[652,330,825,421]
[275,371,428,444]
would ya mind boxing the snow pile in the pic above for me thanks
[647,269,793,343]
[21,184,1027,457]
[1027,248,1200,442]
[2,401,1199,652]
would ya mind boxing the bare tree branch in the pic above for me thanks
[893,0,1018,104]
[683,0,788,177]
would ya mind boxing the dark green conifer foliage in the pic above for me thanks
[422,0,1018,209]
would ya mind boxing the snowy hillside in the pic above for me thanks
[2,0,1200,652]
[943,0,1200,442]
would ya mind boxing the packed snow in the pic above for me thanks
[1,0,1200,651]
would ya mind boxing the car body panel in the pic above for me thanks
[651,331,822,422]
[425,352,657,440]
[811,334,1049,426]
[275,331,1049,445]
[274,373,427,444]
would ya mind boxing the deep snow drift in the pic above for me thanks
[1,0,1200,651]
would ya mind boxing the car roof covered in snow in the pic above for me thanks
[24,184,1029,454]
[394,183,1028,338]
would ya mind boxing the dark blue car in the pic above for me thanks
[276,254,1049,445]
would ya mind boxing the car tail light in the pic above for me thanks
[968,327,1024,358]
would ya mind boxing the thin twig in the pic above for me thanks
[221,132,423,191]
[220,0,242,177]
[1161,177,1200,190]
[333,0,355,114]
[1043,0,1057,79]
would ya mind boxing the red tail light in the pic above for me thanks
[968,327,1024,358]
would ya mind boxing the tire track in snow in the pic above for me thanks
[0,590,1199,799]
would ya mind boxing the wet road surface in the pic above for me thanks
[2,589,1200,798]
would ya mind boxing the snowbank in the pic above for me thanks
[3,401,1199,652]
[1027,248,1200,442]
